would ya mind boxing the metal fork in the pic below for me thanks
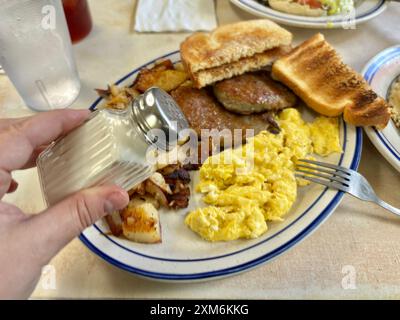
[295,159,400,217]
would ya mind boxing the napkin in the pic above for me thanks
[134,0,217,32]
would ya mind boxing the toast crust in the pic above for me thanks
[272,33,390,128]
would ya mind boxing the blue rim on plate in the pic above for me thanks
[363,46,400,167]
[80,51,363,281]
[230,0,387,28]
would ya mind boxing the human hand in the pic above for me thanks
[0,110,129,299]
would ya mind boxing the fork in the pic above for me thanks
[295,159,400,217]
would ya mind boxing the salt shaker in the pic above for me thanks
[37,87,189,206]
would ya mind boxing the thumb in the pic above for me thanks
[27,185,129,265]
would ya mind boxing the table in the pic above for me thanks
[1,0,400,299]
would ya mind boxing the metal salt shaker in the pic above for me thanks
[37,87,189,206]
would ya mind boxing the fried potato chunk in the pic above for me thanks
[121,201,161,244]
[133,60,188,93]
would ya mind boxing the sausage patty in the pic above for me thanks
[213,72,297,114]
[171,86,276,139]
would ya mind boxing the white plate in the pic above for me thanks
[230,0,386,28]
[363,46,400,173]
[80,51,362,281]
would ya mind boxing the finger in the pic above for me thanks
[26,185,129,264]
[0,202,40,299]
[0,169,12,199]
[0,201,27,228]
[0,117,28,132]
[0,109,90,172]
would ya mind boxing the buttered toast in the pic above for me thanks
[272,33,390,128]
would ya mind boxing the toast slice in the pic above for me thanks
[190,45,292,89]
[272,33,390,128]
[181,19,292,88]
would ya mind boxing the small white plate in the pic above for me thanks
[230,0,386,28]
[363,46,400,173]
[80,51,362,282]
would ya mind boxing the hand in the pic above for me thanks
[0,110,129,299]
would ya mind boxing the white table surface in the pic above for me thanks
[1,0,400,299]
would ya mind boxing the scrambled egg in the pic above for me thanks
[185,108,341,242]
[309,116,342,156]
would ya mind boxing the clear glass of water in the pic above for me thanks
[0,0,81,111]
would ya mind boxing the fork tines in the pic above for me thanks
[295,159,350,192]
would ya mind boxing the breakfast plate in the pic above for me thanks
[363,46,400,173]
[230,0,386,28]
[79,51,362,281]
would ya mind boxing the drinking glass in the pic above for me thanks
[0,0,81,111]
